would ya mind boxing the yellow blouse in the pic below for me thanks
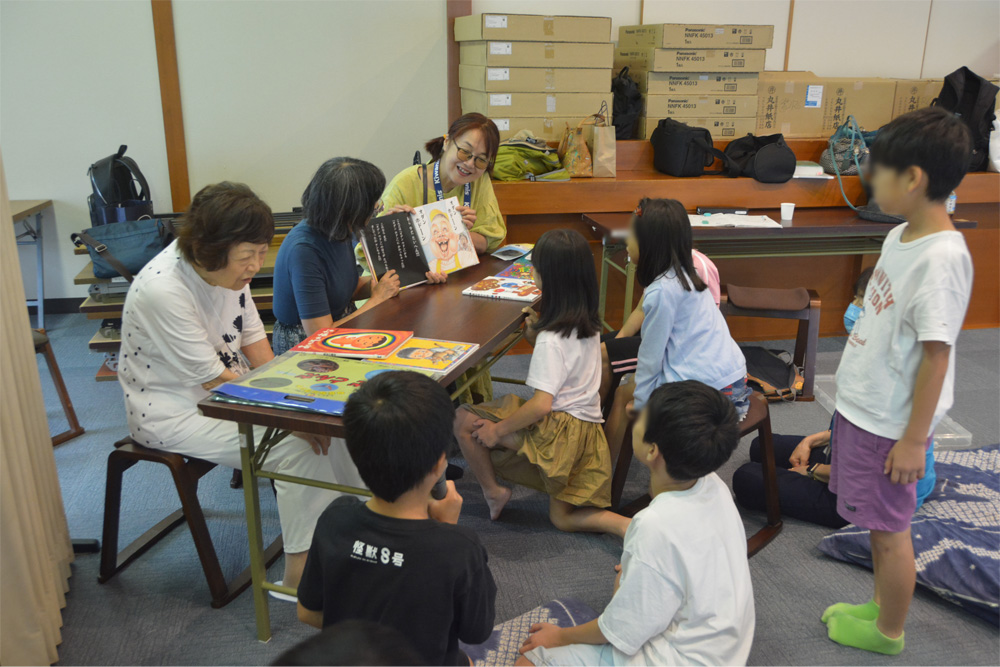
[380,163,507,253]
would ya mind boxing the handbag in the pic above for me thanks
[558,118,594,177]
[825,118,906,224]
[611,67,643,140]
[583,102,617,178]
[649,118,731,177]
[819,115,878,176]
[72,217,175,281]
[723,133,797,183]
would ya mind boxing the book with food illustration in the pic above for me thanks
[211,352,436,416]
[495,257,533,281]
[462,277,541,302]
[380,337,480,374]
[291,328,413,359]
[360,196,479,288]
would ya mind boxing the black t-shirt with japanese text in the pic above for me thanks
[298,497,497,666]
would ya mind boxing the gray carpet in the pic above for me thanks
[33,313,999,665]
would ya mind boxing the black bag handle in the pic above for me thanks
[117,155,151,202]
[692,135,740,177]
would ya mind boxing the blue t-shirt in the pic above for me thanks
[272,221,358,326]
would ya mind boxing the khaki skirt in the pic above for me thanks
[464,394,612,508]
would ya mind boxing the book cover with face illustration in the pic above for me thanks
[380,337,480,374]
[411,197,480,275]
[291,327,414,359]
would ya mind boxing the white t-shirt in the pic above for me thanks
[597,473,755,666]
[836,224,972,440]
[526,329,603,423]
[118,241,267,447]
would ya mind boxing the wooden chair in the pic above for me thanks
[99,437,283,608]
[33,329,85,446]
[721,285,821,401]
[608,392,783,557]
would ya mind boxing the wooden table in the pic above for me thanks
[12,199,53,328]
[585,207,980,330]
[197,255,534,641]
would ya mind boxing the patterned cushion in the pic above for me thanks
[818,445,1000,622]
[461,598,598,666]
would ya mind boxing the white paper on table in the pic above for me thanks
[687,214,782,228]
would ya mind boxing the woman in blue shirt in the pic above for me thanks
[272,158,401,354]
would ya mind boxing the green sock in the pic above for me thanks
[821,599,880,623]
[827,614,904,655]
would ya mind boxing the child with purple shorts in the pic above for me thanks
[823,107,974,655]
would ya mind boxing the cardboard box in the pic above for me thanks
[639,116,756,140]
[638,71,759,95]
[756,72,897,137]
[461,41,614,69]
[615,47,766,73]
[645,94,758,118]
[492,116,590,142]
[459,64,611,93]
[455,13,611,43]
[619,24,774,49]
[892,79,943,119]
[461,89,612,117]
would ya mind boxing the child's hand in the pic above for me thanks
[521,306,539,328]
[295,432,330,456]
[428,480,463,525]
[885,437,927,484]
[520,623,565,654]
[424,271,448,284]
[456,205,477,230]
[473,419,502,449]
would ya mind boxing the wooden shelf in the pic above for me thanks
[80,286,274,318]
[88,322,275,353]
[96,358,118,382]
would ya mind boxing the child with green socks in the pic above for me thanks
[823,106,974,655]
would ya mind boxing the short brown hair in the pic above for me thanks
[177,182,274,271]
[425,113,500,175]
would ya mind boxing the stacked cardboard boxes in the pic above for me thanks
[615,23,774,139]
[455,13,614,142]
[890,77,999,120]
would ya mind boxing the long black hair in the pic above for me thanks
[633,197,707,292]
[301,157,385,242]
[532,229,600,339]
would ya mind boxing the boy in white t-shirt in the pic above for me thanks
[823,107,974,655]
[517,380,754,666]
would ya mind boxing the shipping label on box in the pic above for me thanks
[461,89,612,117]
[455,14,611,43]
[639,116,756,140]
[639,71,759,95]
[618,23,774,49]
[645,95,758,118]
[891,79,942,119]
[459,64,611,93]
[492,116,592,141]
[461,41,613,68]
[615,47,766,72]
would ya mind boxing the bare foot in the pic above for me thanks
[485,486,512,520]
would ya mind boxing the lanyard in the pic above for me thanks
[432,160,471,207]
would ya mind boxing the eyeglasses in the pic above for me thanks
[455,145,491,170]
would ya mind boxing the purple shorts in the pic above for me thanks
[829,412,931,533]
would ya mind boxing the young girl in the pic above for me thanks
[606,198,750,452]
[454,229,629,538]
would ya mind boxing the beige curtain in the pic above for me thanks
[0,150,74,665]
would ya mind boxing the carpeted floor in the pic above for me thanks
[34,313,999,665]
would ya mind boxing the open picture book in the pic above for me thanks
[360,196,480,289]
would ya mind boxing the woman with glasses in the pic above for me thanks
[380,113,506,258]
[272,157,407,354]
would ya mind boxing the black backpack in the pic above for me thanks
[722,133,797,183]
[88,145,153,226]
[611,67,643,140]
[932,66,999,172]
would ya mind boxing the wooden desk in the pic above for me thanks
[12,199,53,328]
[197,255,534,640]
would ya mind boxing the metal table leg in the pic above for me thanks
[623,260,636,323]
[35,212,44,329]
[239,423,271,642]
[598,239,611,332]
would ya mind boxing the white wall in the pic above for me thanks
[922,0,1000,79]
[1,0,170,301]
[172,0,449,212]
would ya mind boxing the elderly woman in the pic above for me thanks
[271,158,404,354]
[117,182,363,591]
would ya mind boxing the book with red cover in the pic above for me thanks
[291,327,413,359]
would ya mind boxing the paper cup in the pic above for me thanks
[780,202,795,221]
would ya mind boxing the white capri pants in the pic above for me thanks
[157,415,365,553]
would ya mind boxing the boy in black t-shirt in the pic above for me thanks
[297,371,496,666]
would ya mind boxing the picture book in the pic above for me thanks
[291,327,413,359]
[491,243,533,260]
[462,277,541,302]
[212,352,436,416]
[360,196,479,288]
[495,257,534,281]
[380,337,480,374]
